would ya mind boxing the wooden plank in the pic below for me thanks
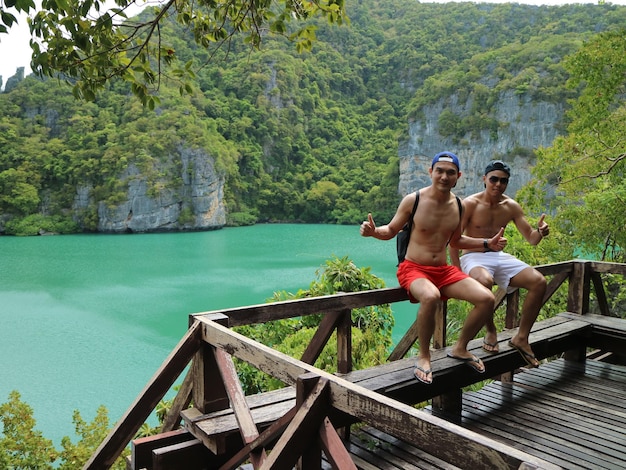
[318,417,357,470]
[192,287,409,326]
[301,310,344,365]
[131,429,192,470]
[469,383,626,454]
[347,317,591,404]
[587,261,626,275]
[534,261,575,277]
[353,427,462,470]
[260,377,330,469]
[160,368,193,433]
[558,312,626,333]
[590,271,610,316]
[214,347,267,467]
[152,439,211,470]
[455,359,626,470]
[216,406,298,470]
[183,397,295,454]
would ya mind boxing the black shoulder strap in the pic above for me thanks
[446,196,463,246]
[406,191,420,231]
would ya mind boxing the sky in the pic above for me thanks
[1,0,625,89]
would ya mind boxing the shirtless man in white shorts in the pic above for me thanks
[451,160,549,367]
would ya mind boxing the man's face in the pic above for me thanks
[429,162,460,189]
[484,170,509,194]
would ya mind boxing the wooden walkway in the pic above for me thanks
[339,358,626,469]
[458,358,626,470]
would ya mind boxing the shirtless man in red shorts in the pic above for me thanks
[360,152,506,384]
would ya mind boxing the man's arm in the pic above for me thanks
[449,197,473,266]
[450,227,507,251]
[360,193,416,240]
[513,203,549,246]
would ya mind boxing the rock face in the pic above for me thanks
[74,146,225,233]
[398,90,564,198]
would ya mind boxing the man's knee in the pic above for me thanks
[469,268,494,289]
[529,269,547,292]
[473,286,495,310]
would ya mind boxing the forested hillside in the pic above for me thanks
[1,0,625,235]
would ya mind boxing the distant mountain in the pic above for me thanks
[1,0,625,234]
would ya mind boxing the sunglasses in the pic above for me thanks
[488,175,509,185]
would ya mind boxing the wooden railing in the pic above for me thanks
[85,259,626,469]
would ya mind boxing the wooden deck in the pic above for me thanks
[456,358,626,470]
[337,357,626,470]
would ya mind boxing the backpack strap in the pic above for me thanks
[406,191,420,232]
[446,196,463,246]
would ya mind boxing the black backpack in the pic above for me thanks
[396,192,462,265]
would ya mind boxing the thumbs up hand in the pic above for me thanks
[537,214,549,238]
[488,227,507,251]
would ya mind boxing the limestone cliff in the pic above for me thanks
[73,146,225,233]
[398,90,564,199]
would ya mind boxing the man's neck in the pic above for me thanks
[425,184,452,201]
[481,190,503,206]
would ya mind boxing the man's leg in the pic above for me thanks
[467,266,498,351]
[508,267,546,367]
[443,277,494,371]
[409,278,442,384]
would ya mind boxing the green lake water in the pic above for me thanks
[0,224,416,447]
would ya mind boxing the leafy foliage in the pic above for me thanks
[57,406,129,470]
[26,0,347,106]
[526,28,626,264]
[0,392,131,468]
[0,391,57,468]
[236,255,394,393]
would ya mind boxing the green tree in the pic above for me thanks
[236,255,395,393]
[26,0,348,105]
[0,391,58,468]
[0,0,35,34]
[528,29,626,263]
[58,406,129,470]
[0,391,130,469]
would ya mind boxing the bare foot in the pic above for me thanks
[413,358,433,384]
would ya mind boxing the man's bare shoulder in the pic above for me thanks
[462,192,483,208]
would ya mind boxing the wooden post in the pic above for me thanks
[298,373,323,470]
[336,308,352,375]
[432,301,446,350]
[501,290,520,383]
[192,314,229,413]
[565,261,590,362]
[432,301,462,419]
[504,290,520,329]
[567,260,590,315]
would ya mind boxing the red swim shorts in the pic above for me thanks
[396,259,469,303]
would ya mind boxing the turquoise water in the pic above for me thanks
[0,225,416,447]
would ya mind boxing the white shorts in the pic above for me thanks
[459,251,529,294]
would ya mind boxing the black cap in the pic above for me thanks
[484,160,510,176]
